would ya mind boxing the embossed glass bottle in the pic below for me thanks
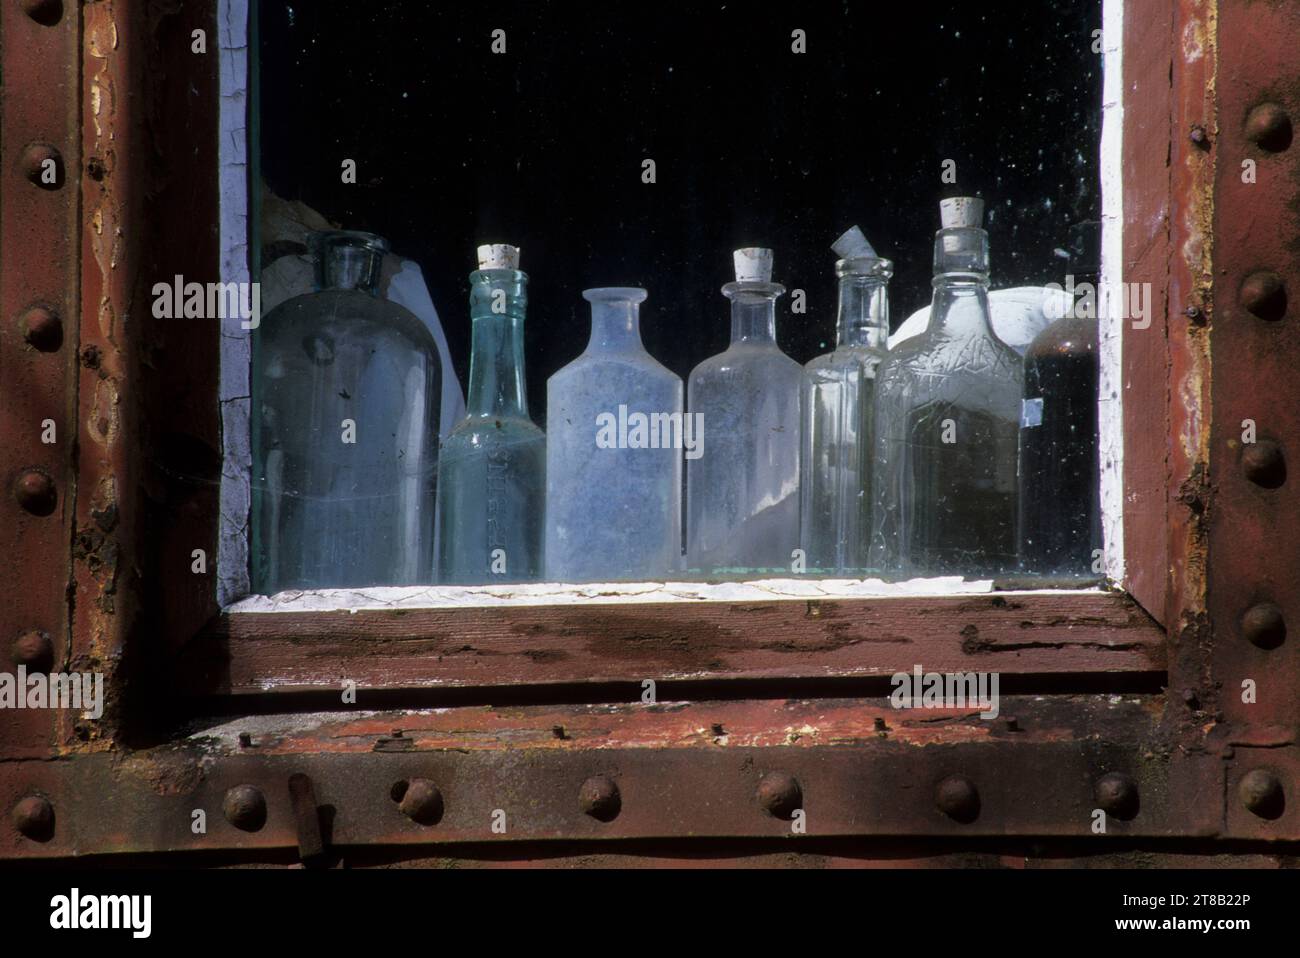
[687,248,801,575]
[435,244,546,584]
[871,198,1022,576]
[251,230,442,593]
[545,288,682,581]
[800,227,892,574]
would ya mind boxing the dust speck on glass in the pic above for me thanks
[251,0,1104,591]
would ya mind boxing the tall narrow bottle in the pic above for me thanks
[251,231,442,593]
[545,288,682,581]
[687,248,801,575]
[871,198,1022,576]
[435,244,546,583]
[801,226,892,574]
[1018,222,1101,574]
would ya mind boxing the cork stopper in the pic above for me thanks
[831,225,877,261]
[476,243,521,270]
[939,197,984,229]
[733,247,773,283]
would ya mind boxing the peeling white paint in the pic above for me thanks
[1099,0,1125,585]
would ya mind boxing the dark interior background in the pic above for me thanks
[258,0,1103,422]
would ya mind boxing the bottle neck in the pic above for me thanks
[466,269,529,419]
[311,230,388,296]
[724,281,784,344]
[928,226,994,338]
[585,294,644,353]
[836,274,889,349]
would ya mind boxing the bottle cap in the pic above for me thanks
[831,225,877,261]
[733,247,773,283]
[939,197,984,229]
[476,244,521,270]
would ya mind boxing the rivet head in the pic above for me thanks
[1245,102,1293,152]
[20,142,63,190]
[578,775,621,822]
[17,305,63,352]
[1094,772,1140,820]
[1238,769,1285,819]
[222,785,267,831]
[395,779,443,826]
[1240,271,1287,322]
[756,771,802,819]
[12,795,54,841]
[1241,602,1286,650]
[21,0,62,27]
[13,469,57,516]
[1242,440,1286,488]
[11,630,54,671]
[935,775,980,823]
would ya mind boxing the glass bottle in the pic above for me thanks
[435,244,546,584]
[1018,222,1102,575]
[251,230,442,593]
[871,198,1022,576]
[800,226,892,574]
[545,288,682,581]
[687,248,801,575]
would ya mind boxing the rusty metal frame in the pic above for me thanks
[2,0,1298,863]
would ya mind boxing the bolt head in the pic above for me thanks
[13,469,57,516]
[578,775,621,822]
[20,142,63,189]
[396,778,444,826]
[935,775,980,823]
[222,785,267,831]
[17,305,63,352]
[1241,440,1286,488]
[21,0,62,27]
[756,771,802,819]
[1245,102,1293,152]
[1240,602,1286,650]
[11,629,54,671]
[12,795,54,841]
[1240,271,1287,322]
[1238,769,1285,819]
[1094,772,1140,820]
[1189,125,1208,145]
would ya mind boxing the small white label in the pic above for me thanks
[1021,397,1044,428]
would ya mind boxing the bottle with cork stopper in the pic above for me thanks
[435,243,546,583]
[870,197,1023,576]
[686,247,802,574]
[800,226,893,574]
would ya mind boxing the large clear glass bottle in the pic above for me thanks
[545,287,682,581]
[1018,222,1101,575]
[435,244,546,584]
[251,230,442,593]
[871,198,1022,576]
[800,226,892,574]
[687,248,801,575]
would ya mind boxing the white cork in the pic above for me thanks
[733,247,773,283]
[939,197,984,229]
[831,225,877,261]
[476,243,520,270]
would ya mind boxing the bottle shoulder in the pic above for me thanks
[690,343,801,382]
[443,414,546,450]
[263,289,440,355]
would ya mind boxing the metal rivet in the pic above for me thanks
[1240,271,1287,322]
[1238,769,1285,819]
[21,0,62,27]
[13,469,57,516]
[935,775,980,823]
[1094,772,1140,820]
[20,142,63,190]
[1242,440,1286,488]
[12,795,54,841]
[17,305,63,352]
[756,771,802,819]
[1241,602,1286,650]
[578,775,621,822]
[1245,102,1293,152]
[222,784,267,831]
[1189,124,1209,146]
[394,778,443,826]
[11,629,53,671]
[1184,304,1206,324]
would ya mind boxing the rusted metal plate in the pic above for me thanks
[173,591,1166,697]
